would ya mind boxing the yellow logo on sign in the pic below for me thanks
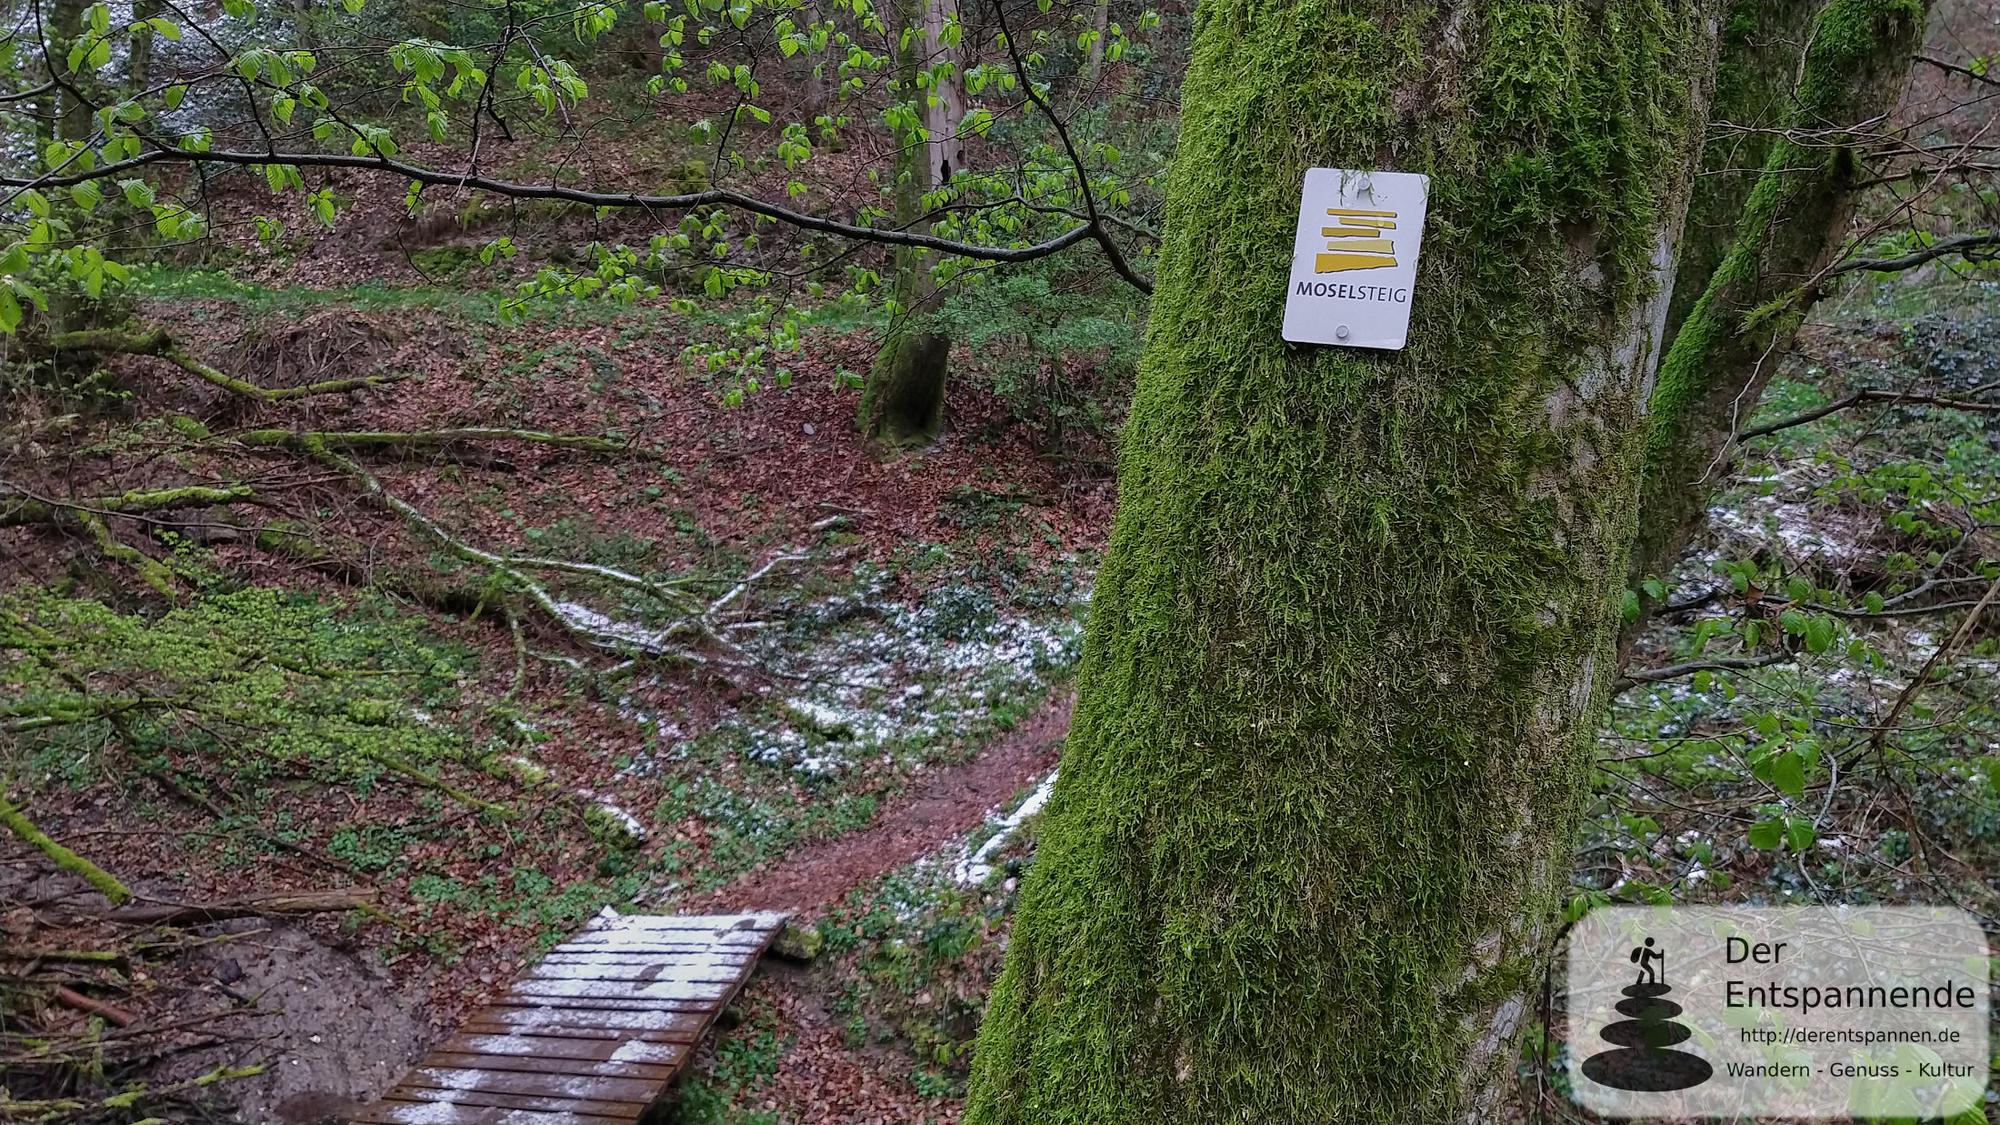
[1314,206,1398,274]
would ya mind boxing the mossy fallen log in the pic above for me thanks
[0,795,133,904]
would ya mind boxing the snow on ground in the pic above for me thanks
[953,769,1059,886]
[639,568,1087,780]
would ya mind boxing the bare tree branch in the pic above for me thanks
[1737,387,2000,440]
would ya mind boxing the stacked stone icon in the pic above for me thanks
[1581,938,1713,1092]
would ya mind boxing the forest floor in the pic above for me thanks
[5,133,2000,1125]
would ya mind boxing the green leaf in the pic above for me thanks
[1783,817,1816,852]
[1768,752,1805,798]
[1747,818,1783,850]
[69,180,101,213]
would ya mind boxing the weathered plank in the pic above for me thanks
[368,1085,649,1117]
[346,910,783,1124]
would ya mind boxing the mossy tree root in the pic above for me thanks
[0,794,133,904]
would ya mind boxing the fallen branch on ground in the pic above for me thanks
[0,484,255,527]
[231,427,648,458]
[106,889,378,927]
[48,328,407,402]
[50,985,135,1028]
[0,796,133,904]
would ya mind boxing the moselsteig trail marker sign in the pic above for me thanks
[1282,168,1430,350]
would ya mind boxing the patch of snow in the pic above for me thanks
[553,600,676,653]
[953,770,1058,886]
[579,793,647,844]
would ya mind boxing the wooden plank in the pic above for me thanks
[474,996,712,1016]
[509,978,733,1002]
[524,961,750,984]
[352,1100,634,1124]
[539,950,756,967]
[560,928,768,944]
[440,1034,686,1065]
[371,1085,648,1117]
[539,950,756,964]
[420,1051,679,1082]
[585,912,785,932]
[400,1065,661,1103]
[458,1010,705,1040]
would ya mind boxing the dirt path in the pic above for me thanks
[698,693,1074,915]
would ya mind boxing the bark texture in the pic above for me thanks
[963,3,1719,1123]
[1631,0,1932,587]
[857,0,954,445]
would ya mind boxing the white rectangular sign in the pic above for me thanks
[1281,168,1428,350]
[1567,906,1990,1120]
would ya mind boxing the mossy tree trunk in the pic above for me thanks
[1628,0,1932,590]
[46,0,91,142]
[857,0,958,446]
[963,3,1726,1123]
[1657,0,1821,348]
[129,0,161,94]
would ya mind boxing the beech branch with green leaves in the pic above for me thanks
[0,0,1164,334]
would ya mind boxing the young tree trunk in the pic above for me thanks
[857,0,959,446]
[47,0,90,142]
[1084,0,1110,83]
[1628,0,1931,591]
[923,0,967,184]
[802,0,836,115]
[129,0,161,94]
[962,3,1725,1122]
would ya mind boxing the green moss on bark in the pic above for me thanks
[963,3,1713,1123]
[1659,0,1819,346]
[1632,0,1930,587]
[858,0,950,446]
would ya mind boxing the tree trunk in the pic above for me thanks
[857,0,957,446]
[1628,0,1931,592]
[963,3,1725,1122]
[1657,0,1820,351]
[922,0,967,185]
[47,0,90,142]
[1084,0,1110,83]
[129,0,161,94]
[802,0,836,115]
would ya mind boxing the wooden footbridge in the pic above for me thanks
[345,910,787,1125]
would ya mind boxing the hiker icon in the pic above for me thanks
[1581,938,1713,1092]
[1633,937,1666,987]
